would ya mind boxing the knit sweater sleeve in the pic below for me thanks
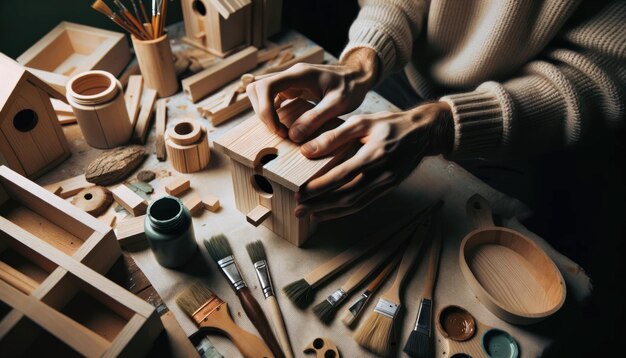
[340,0,429,77]
[440,1,626,158]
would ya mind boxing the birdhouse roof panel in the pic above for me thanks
[207,0,251,19]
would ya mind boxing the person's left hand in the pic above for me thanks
[294,101,454,221]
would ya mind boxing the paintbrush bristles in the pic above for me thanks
[204,234,234,262]
[91,0,114,17]
[403,330,431,358]
[175,281,217,317]
[312,300,336,324]
[246,240,267,263]
[282,279,313,308]
[353,311,395,356]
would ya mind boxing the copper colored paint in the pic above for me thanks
[440,306,476,342]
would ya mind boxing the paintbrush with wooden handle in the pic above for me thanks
[205,235,285,358]
[176,282,272,358]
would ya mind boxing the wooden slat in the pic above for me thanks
[125,76,144,128]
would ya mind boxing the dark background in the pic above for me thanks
[1,1,623,357]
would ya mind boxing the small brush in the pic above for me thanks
[91,0,145,39]
[113,0,151,38]
[354,202,440,356]
[129,0,146,24]
[204,235,285,358]
[175,282,272,358]
[404,220,443,358]
[246,241,294,358]
[312,229,410,325]
[139,0,150,26]
[283,203,439,309]
[341,253,401,328]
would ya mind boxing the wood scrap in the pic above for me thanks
[51,98,73,115]
[112,184,148,216]
[203,194,221,212]
[85,145,147,186]
[71,186,113,216]
[183,192,203,216]
[165,177,190,197]
[44,174,92,199]
[155,99,168,161]
[261,45,325,75]
[115,215,147,248]
[57,113,77,125]
[133,88,158,144]
[257,43,292,64]
[125,75,143,127]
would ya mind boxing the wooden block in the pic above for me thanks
[181,47,258,103]
[164,121,211,173]
[183,193,203,216]
[133,88,158,144]
[155,99,168,161]
[125,75,144,127]
[198,90,251,126]
[43,174,93,199]
[57,113,77,125]
[112,184,148,216]
[159,310,200,358]
[164,177,190,197]
[246,205,271,226]
[115,215,147,248]
[203,194,221,212]
[51,98,73,115]
[17,22,131,95]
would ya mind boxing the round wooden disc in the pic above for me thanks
[71,186,113,216]
[166,121,202,146]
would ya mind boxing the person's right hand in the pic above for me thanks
[246,47,380,142]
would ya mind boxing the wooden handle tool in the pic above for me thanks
[236,287,285,358]
[267,295,293,358]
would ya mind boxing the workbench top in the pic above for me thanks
[36,27,591,358]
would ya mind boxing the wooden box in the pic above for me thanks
[214,99,349,246]
[181,0,251,57]
[17,22,131,95]
[0,165,162,356]
[0,54,71,180]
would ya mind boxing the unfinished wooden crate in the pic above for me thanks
[0,54,71,180]
[0,165,162,356]
[17,22,131,95]
[181,0,251,57]
[214,98,349,246]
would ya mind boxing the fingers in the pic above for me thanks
[288,93,347,143]
[301,116,371,158]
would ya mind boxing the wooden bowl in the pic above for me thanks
[459,195,566,325]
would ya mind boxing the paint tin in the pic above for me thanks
[482,328,519,358]
[438,305,476,342]
[145,196,197,268]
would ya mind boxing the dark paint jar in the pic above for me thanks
[145,196,197,268]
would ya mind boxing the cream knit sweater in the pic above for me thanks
[342,0,625,157]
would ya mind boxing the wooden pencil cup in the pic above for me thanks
[131,34,178,97]
[66,70,132,149]
[165,120,210,173]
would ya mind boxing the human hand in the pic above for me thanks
[246,47,379,141]
[294,102,453,221]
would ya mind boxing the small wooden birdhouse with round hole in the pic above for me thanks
[214,98,349,246]
[0,53,71,179]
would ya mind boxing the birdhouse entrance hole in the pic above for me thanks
[192,0,207,16]
[13,109,38,132]
[250,151,278,198]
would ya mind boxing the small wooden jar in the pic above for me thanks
[66,70,132,149]
[131,34,178,97]
[164,121,210,173]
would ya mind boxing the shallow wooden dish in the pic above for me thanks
[459,195,566,325]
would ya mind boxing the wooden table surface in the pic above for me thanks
[35,25,591,358]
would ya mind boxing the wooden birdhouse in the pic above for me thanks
[181,0,252,57]
[214,98,349,246]
[0,54,71,179]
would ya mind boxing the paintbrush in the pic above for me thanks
[312,230,409,325]
[129,0,145,24]
[139,0,150,25]
[176,282,272,358]
[246,241,294,358]
[91,0,146,39]
[282,202,440,309]
[204,235,285,358]
[341,253,401,328]
[404,219,443,358]
[113,0,151,38]
[353,202,440,356]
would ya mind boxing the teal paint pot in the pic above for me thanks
[145,196,197,268]
[482,328,519,358]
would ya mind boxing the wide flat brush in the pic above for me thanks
[341,253,401,328]
[205,235,285,358]
[353,202,440,356]
[176,282,272,358]
[246,241,294,358]
[404,219,443,358]
[312,230,409,324]
[283,202,440,309]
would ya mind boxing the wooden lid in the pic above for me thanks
[214,98,350,192]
